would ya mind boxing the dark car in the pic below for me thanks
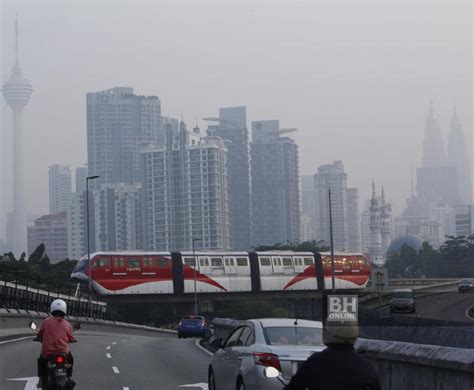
[177,316,212,339]
[390,289,416,313]
[458,280,473,293]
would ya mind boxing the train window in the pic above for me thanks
[201,258,207,266]
[278,259,282,266]
[224,258,229,266]
[184,257,195,266]
[260,258,271,266]
[229,258,235,266]
[236,258,248,266]
[282,257,293,266]
[211,257,223,267]
[92,258,109,268]
[113,258,124,268]
[204,258,209,266]
[304,258,314,266]
[157,258,169,268]
[127,258,141,268]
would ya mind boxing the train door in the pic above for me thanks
[224,256,236,291]
[259,256,272,291]
[235,256,251,291]
[111,256,127,292]
[125,257,142,289]
[271,256,282,290]
[156,255,173,293]
[294,256,304,274]
[141,256,156,276]
[91,256,112,283]
[281,257,295,290]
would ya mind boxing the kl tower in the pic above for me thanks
[2,17,33,255]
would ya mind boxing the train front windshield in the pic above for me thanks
[72,258,88,274]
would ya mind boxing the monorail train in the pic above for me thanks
[71,251,371,295]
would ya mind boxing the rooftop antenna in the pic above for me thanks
[15,14,19,65]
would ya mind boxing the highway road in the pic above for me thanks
[0,331,211,390]
[389,289,474,324]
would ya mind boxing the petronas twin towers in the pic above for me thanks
[421,101,471,205]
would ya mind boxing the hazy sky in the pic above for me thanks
[1,0,472,224]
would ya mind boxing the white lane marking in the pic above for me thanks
[112,341,117,345]
[194,339,213,356]
[0,336,32,345]
[107,346,111,350]
[112,366,120,374]
[179,383,208,389]
[465,305,474,321]
[123,388,130,390]
[106,353,112,359]
[7,376,38,390]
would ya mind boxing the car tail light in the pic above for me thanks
[253,353,281,371]
[56,356,64,364]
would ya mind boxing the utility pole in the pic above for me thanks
[86,175,99,317]
[329,188,336,293]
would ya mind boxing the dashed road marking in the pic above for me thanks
[123,388,130,390]
[112,341,117,345]
[112,366,120,374]
[106,353,112,359]
[107,346,111,350]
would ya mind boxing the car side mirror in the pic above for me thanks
[210,338,223,349]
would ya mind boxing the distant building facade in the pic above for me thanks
[369,184,393,266]
[301,175,317,240]
[312,161,360,252]
[250,120,300,246]
[49,165,72,214]
[75,166,88,194]
[27,212,68,264]
[86,87,162,187]
[206,107,251,250]
[143,122,230,251]
[67,192,87,260]
[453,205,474,237]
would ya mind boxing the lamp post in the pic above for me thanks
[192,238,201,316]
[86,175,99,317]
[328,188,336,293]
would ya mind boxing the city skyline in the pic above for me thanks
[0,2,471,223]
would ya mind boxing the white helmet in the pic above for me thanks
[50,299,67,316]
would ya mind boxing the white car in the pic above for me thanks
[208,318,325,390]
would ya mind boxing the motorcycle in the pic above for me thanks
[29,321,80,390]
[264,366,290,387]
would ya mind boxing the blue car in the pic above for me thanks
[177,316,212,339]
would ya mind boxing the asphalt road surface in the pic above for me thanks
[388,289,474,324]
[0,331,211,390]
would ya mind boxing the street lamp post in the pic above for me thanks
[328,188,336,293]
[192,238,201,316]
[86,175,100,317]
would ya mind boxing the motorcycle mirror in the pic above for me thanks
[73,322,81,330]
[264,367,280,378]
[28,321,37,330]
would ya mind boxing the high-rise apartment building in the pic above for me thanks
[250,120,300,246]
[206,107,251,250]
[86,87,162,187]
[301,175,317,241]
[143,123,230,251]
[27,212,68,263]
[49,165,72,214]
[75,166,88,194]
[347,188,361,252]
[67,183,142,259]
[453,205,474,237]
[313,161,348,250]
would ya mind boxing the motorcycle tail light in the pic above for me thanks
[56,356,64,364]
[253,353,282,371]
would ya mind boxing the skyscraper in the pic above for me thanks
[422,101,445,167]
[143,123,230,251]
[2,18,33,255]
[86,87,162,187]
[250,120,300,246]
[346,188,361,252]
[49,165,72,214]
[313,161,348,250]
[447,106,472,204]
[206,107,251,250]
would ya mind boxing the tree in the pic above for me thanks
[29,243,46,265]
[254,240,329,253]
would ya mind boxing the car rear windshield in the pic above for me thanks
[181,318,203,324]
[263,326,323,346]
[393,292,413,298]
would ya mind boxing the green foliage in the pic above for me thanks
[386,237,474,278]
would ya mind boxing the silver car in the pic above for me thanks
[208,318,325,390]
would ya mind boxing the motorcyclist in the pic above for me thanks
[36,299,76,389]
[284,321,381,390]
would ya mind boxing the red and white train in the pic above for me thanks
[71,251,371,295]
